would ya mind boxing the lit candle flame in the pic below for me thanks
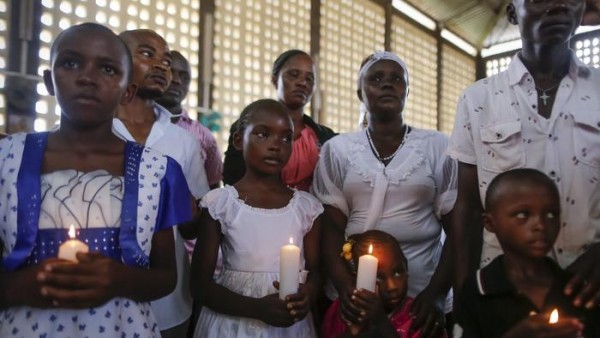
[289,237,294,245]
[368,244,373,254]
[549,309,559,324]
[68,225,76,239]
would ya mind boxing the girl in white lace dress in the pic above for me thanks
[192,99,323,337]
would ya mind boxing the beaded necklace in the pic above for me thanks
[365,124,409,163]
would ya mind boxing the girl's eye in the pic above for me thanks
[140,50,152,58]
[63,60,79,69]
[546,212,556,219]
[101,65,117,75]
[515,212,527,219]
[394,271,404,277]
[256,132,267,138]
[163,60,171,67]
[282,135,292,143]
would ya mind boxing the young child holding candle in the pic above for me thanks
[322,230,447,338]
[0,23,192,337]
[454,169,600,338]
[190,98,323,337]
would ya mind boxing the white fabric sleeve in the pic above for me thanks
[183,134,210,199]
[433,135,458,219]
[294,192,325,233]
[311,139,350,216]
[199,188,236,236]
[447,89,478,165]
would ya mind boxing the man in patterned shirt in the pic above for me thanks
[156,51,223,190]
[448,0,600,316]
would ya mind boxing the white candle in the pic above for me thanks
[58,225,89,262]
[549,308,559,324]
[356,244,378,292]
[279,237,300,300]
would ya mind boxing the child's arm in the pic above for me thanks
[0,228,176,309]
[283,214,323,322]
[323,205,363,326]
[191,209,296,327]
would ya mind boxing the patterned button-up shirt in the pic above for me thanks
[448,52,600,268]
[174,110,223,187]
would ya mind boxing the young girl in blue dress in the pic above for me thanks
[191,99,323,337]
[0,23,191,337]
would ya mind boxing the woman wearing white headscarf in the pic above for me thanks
[313,51,456,338]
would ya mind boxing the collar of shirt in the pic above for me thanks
[476,255,566,296]
[112,103,172,146]
[179,109,192,122]
[154,103,174,124]
[507,50,586,87]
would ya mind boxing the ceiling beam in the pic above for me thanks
[476,0,512,48]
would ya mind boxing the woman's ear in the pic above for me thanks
[43,70,55,96]
[233,131,244,151]
[271,74,278,88]
[506,2,518,26]
[120,83,138,105]
[356,89,363,102]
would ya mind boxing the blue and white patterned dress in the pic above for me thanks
[0,132,192,338]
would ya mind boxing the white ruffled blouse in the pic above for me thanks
[312,127,457,311]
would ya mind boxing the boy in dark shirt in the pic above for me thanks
[455,169,599,338]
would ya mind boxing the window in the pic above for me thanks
[574,35,600,68]
[440,44,475,135]
[391,15,438,130]
[211,0,311,148]
[320,0,385,133]
[485,55,512,77]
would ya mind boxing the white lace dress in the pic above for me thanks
[193,186,323,338]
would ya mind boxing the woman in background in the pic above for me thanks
[223,49,335,191]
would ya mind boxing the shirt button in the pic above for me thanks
[557,248,563,254]
[496,133,502,139]
[550,171,556,177]
[532,104,537,109]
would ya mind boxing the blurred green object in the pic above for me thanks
[199,111,222,132]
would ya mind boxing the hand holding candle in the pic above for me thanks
[58,225,89,262]
[356,244,378,292]
[279,237,300,300]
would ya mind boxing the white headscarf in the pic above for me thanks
[357,51,410,129]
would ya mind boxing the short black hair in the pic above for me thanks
[485,168,560,212]
[272,50,311,79]
[235,98,290,134]
[50,22,133,83]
